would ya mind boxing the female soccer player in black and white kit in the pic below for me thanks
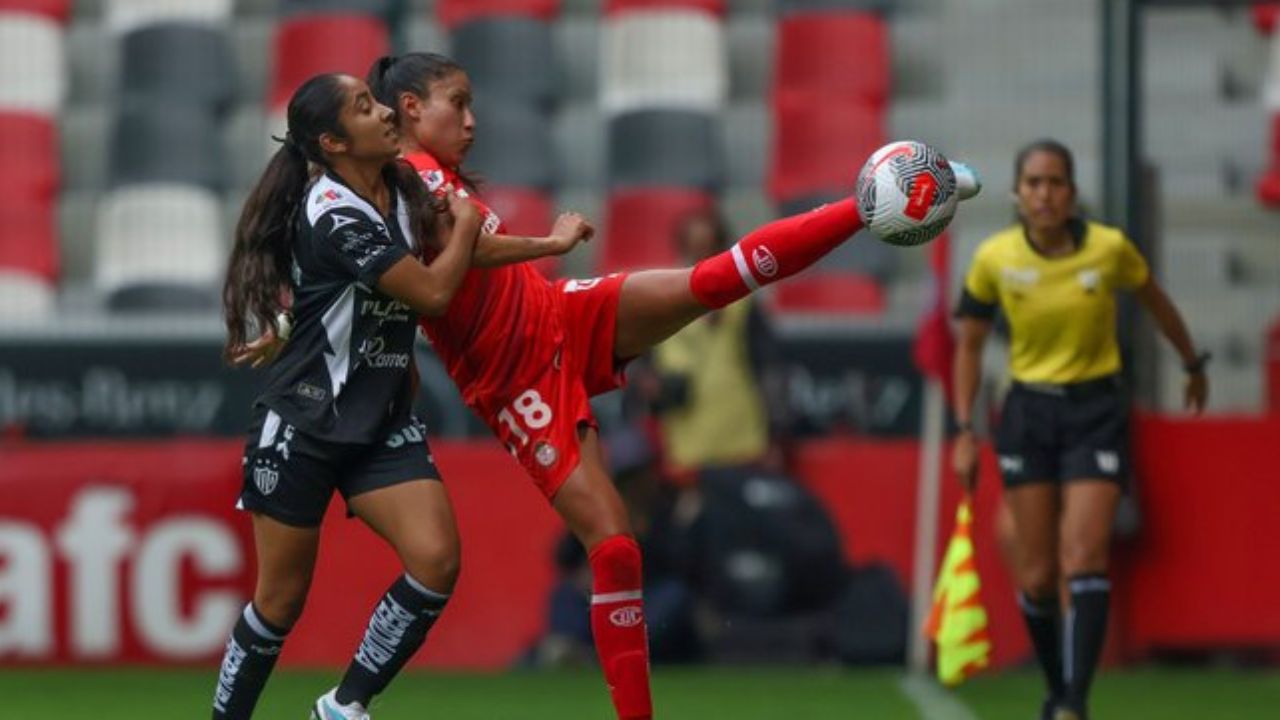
[952,140,1208,720]
[210,72,481,720]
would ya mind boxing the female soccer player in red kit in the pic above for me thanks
[367,52,875,720]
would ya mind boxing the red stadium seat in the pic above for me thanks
[768,271,884,316]
[1259,114,1280,208]
[483,185,560,277]
[0,199,59,282]
[769,91,884,203]
[604,0,724,16]
[436,0,557,29]
[1254,3,1279,35]
[1267,316,1280,414]
[0,0,70,23]
[774,12,889,105]
[269,14,389,110]
[598,188,713,274]
[0,113,57,201]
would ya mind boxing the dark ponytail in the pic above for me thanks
[366,52,482,194]
[223,73,348,358]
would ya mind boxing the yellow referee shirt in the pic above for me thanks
[962,220,1150,384]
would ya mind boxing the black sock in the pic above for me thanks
[211,604,289,719]
[1018,591,1065,703]
[1064,573,1111,714]
[335,574,449,707]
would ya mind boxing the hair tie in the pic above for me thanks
[272,133,305,160]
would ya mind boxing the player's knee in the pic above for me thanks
[588,534,642,592]
[399,534,462,593]
[253,579,309,629]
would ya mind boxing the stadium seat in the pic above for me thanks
[774,0,889,14]
[769,92,883,203]
[767,271,884,315]
[552,102,606,188]
[93,183,224,303]
[466,98,556,190]
[1254,3,1279,35]
[452,17,556,109]
[1259,34,1280,208]
[436,0,558,29]
[555,16,599,101]
[0,12,65,114]
[601,7,727,114]
[608,109,721,190]
[103,0,233,36]
[604,0,724,15]
[269,14,389,111]
[773,11,888,106]
[109,101,225,192]
[0,199,59,282]
[0,271,56,321]
[0,0,70,22]
[0,113,59,201]
[598,188,713,273]
[280,0,393,19]
[120,23,235,113]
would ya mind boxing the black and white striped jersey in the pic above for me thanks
[254,171,420,444]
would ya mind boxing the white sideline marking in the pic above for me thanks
[897,674,981,720]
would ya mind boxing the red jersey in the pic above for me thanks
[404,151,563,406]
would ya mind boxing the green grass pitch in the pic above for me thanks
[1,666,1276,719]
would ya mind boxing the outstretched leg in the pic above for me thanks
[614,199,862,358]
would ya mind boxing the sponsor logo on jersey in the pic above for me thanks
[534,441,558,468]
[339,228,387,268]
[315,188,342,204]
[253,462,279,496]
[384,417,427,449]
[609,605,644,628]
[482,211,501,235]
[563,278,602,293]
[359,337,412,370]
[360,298,411,322]
[1002,267,1041,287]
[295,382,327,402]
[752,246,779,278]
[1078,268,1101,293]
[422,169,445,191]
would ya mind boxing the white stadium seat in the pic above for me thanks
[0,270,57,324]
[0,13,66,114]
[93,183,224,294]
[103,0,233,35]
[601,9,727,115]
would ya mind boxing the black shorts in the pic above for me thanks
[237,406,441,527]
[995,376,1129,487]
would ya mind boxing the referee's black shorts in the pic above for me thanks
[237,405,441,528]
[995,374,1129,487]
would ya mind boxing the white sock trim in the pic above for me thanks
[592,589,643,604]
[243,604,285,642]
[730,244,760,291]
[403,572,450,602]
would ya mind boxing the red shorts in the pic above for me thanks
[471,273,629,499]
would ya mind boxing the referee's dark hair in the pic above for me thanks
[222,72,438,359]
[1014,138,1077,192]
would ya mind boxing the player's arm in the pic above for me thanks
[472,212,594,268]
[378,190,482,317]
[1134,278,1208,412]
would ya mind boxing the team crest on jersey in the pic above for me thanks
[482,211,501,235]
[1078,268,1101,293]
[253,461,280,496]
[422,169,445,191]
[315,188,342,204]
[534,441,559,468]
[752,246,779,278]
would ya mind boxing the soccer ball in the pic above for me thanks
[855,140,959,247]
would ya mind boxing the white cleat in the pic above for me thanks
[311,688,370,720]
[950,160,982,201]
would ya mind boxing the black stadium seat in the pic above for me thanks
[608,109,721,190]
[279,0,393,19]
[452,17,556,109]
[466,97,556,190]
[109,100,225,191]
[120,23,235,113]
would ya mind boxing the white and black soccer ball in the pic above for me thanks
[855,140,959,247]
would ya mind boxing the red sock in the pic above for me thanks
[689,198,863,309]
[588,535,651,720]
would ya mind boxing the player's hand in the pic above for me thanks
[230,326,286,368]
[1184,371,1208,414]
[952,430,979,492]
[546,212,595,255]
[446,189,482,236]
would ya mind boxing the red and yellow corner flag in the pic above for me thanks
[923,497,991,686]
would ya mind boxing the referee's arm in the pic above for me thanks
[952,289,997,430]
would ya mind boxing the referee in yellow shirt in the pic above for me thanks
[951,140,1208,720]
